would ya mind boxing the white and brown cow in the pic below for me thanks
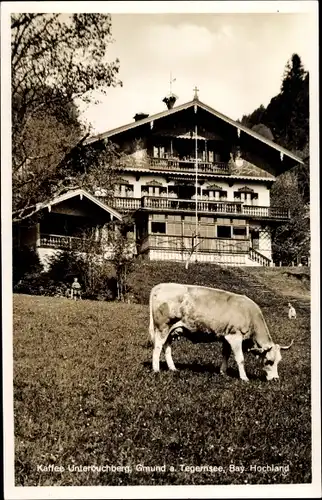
[149,283,293,381]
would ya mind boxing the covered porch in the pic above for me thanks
[14,189,123,268]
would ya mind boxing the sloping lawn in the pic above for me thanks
[13,294,311,486]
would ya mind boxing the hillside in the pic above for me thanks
[127,262,310,310]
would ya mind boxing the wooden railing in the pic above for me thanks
[107,196,289,219]
[140,234,250,254]
[141,196,244,214]
[249,247,271,266]
[111,197,141,211]
[243,205,289,219]
[39,234,101,251]
[150,157,230,175]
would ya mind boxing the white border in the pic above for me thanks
[1,2,320,499]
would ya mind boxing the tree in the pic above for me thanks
[241,105,266,129]
[251,123,274,141]
[264,54,309,151]
[239,54,310,263]
[12,14,123,221]
[109,219,136,301]
[270,171,310,265]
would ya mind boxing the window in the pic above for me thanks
[217,226,232,238]
[232,219,246,226]
[151,222,166,234]
[217,218,231,225]
[141,186,160,196]
[168,215,182,222]
[234,192,241,200]
[200,217,214,223]
[252,194,259,205]
[233,227,247,238]
[199,225,216,238]
[153,146,165,158]
[152,214,166,221]
[116,183,134,197]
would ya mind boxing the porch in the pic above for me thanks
[138,234,271,267]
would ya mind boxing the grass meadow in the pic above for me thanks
[13,288,311,487]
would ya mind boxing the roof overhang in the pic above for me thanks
[35,188,122,220]
[85,99,304,176]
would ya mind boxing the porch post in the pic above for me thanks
[36,223,40,247]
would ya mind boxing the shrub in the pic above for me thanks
[13,245,43,286]
[13,274,67,296]
[45,250,117,301]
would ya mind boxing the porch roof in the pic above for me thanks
[36,189,122,220]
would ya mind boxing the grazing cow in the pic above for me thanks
[149,283,294,381]
[288,302,297,319]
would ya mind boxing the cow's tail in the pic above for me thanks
[149,291,155,343]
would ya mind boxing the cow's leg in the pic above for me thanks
[220,339,231,375]
[224,332,249,381]
[164,338,177,371]
[152,328,168,372]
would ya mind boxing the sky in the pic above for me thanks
[78,9,315,135]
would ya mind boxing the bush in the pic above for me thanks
[13,245,43,286]
[45,250,117,301]
[13,274,67,296]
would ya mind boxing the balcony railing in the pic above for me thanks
[243,205,289,219]
[140,234,250,254]
[106,196,289,219]
[141,197,289,219]
[150,157,230,175]
[39,233,101,251]
[111,197,141,211]
[142,196,243,214]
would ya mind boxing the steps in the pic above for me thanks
[234,269,280,303]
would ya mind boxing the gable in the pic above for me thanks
[36,189,122,221]
[86,99,303,178]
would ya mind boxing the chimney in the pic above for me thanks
[162,94,177,110]
[133,112,149,122]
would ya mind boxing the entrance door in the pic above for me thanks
[251,230,260,250]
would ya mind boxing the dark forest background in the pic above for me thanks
[239,53,310,265]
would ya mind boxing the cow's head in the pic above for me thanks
[250,340,294,380]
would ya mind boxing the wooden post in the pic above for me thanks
[36,223,40,247]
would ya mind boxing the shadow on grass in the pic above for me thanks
[142,360,262,381]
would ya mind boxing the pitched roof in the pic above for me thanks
[85,98,304,165]
[36,188,122,220]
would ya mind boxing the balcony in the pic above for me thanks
[150,157,230,175]
[141,197,289,219]
[108,196,289,220]
[39,233,102,251]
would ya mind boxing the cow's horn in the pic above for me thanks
[280,339,294,350]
